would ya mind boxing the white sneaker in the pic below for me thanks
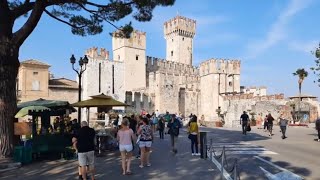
[318,139,320,142]
[196,153,201,156]
[192,153,195,156]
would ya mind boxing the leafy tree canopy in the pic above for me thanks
[5,0,175,46]
[293,68,308,81]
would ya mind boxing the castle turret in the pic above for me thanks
[164,16,196,65]
[112,30,146,91]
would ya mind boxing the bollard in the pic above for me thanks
[210,138,213,159]
[221,146,225,180]
[200,131,207,159]
[233,159,238,180]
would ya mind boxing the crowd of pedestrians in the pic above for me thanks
[240,111,289,139]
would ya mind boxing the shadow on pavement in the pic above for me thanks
[0,132,220,180]
[202,127,312,180]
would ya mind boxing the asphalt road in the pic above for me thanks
[203,124,320,180]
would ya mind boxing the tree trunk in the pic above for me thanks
[0,39,19,157]
[298,82,302,122]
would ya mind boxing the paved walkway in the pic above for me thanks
[0,130,218,180]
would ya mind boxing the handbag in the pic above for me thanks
[188,134,192,139]
[247,125,251,132]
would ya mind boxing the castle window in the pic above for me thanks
[33,72,38,75]
[171,51,173,56]
[229,81,232,87]
[172,39,173,42]
[136,55,139,60]
[118,55,120,61]
[182,37,184,41]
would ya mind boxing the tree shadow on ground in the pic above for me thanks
[202,127,312,180]
[0,132,220,180]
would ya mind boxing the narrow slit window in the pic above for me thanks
[171,51,173,56]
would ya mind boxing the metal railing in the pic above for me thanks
[207,139,240,180]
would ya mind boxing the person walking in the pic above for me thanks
[279,114,289,139]
[240,111,250,135]
[168,114,182,154]
[117,118,136,175]
[158,117,165,139]
[267,113,275,136]
[263,115,268,132]
[137,117,153,168]
[188,116,200,156]
[315,118,320,142]
[73,121,96,180]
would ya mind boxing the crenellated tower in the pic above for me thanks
[112,30,146,91]
[164,16,196,65]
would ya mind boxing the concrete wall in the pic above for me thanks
[48,88,78,103]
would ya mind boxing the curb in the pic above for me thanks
[0,162,21,173]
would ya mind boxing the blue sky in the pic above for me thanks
[15,0,320,98]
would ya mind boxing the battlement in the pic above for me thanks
[164,16,196,38]
[85,47,109,60]
[146,56,199,76]
[223,93,285,101]
[112,30,146,51]
[199,58,241,76]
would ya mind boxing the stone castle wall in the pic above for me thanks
[125,91,155,114]
[222,94,287,128]
[145,56,200,115]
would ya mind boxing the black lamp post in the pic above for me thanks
[70,54,89,123]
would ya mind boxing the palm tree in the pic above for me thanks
[293,68,308,122]
[293,68,308,100]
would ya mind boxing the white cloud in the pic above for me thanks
[245,0,314,59]
[288,40,318,54]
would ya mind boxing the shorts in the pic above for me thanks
[119,144,133,152]
[78,151,94,167]
[139,141,152,148]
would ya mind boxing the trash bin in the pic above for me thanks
[14,146,32,164]
[14,146,24,163]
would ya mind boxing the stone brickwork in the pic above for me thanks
[220,93,318,128]
[125,91,155,114]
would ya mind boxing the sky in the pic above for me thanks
[15,0,320,98]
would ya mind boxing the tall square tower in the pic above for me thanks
[164,16,196,65]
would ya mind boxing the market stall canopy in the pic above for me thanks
[71,93,128,107]
[17,98,76,113]
[15,106,50,118]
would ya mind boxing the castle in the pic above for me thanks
[81,15,241,122]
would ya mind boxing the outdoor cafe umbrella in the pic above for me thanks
[71,93,128,124]
[71,93,128,107]
[15,105,50,118]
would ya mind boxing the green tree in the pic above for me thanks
[311,44,320,86]
[0,0,175,157]
[293,68,308,100]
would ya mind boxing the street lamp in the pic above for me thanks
[70,54,89,123]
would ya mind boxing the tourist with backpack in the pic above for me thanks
[188,116,200,156]
[167,114,182,154]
